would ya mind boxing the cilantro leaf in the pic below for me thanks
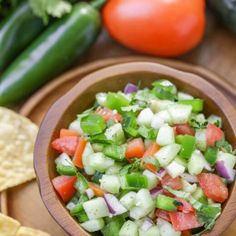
[215,139,236,155]
[29,0,72,24]
[119,159,141,175]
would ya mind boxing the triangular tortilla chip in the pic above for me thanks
[16,227,50,236]
[0,213,20,236]
[0,107,38,191]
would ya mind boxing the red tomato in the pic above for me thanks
[181,230,192,236]
[52,176,77,202]
[197,173,228,203]
[73,137,87,169]
[59,129,79,138]
[156,209,171,222]
[175,124,195,136]
[143,143,160,157]
[96,107,122,122]
[51,136,78,156]
[103,0,205,57]
[206,123,224,146]
[169,212,202,231]
[175,197,195,213]
[125,138,145,160]
[161,174,182,190]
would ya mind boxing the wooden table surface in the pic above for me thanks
[63,10,236,236]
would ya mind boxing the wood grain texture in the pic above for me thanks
[34,62,236,236]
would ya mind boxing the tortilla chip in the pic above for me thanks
[16,227,50,236]
[0,213,20,236]
[0,107,38,191]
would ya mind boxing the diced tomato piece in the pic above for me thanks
[156,209,171,222]
[161,174,182,190]
[169,212,202,231]
[51,136,78,156]
[88,182,106,197]
[95,107,122,122]
[143,143,160,157]
[175,124,195,136]
[206,123,224,146]
[73,137,87,169]
[197,173,228,203]
[60,129,79,138]
[181,230,192,236]
[163,189,175,198]
[52,176,77,202]
[125,138,145,160]
[143,163,158,173]
[175,197,195,213]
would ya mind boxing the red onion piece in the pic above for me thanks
[86,188,94,199]
[150,187,163,198]
[156,168,166,179]
[181,173,198,183]
[104,194,127,216]
[216,160,236,182]
[124,83,138,94]
[141,218,153,231]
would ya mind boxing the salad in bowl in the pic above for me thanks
[50,80,236,236]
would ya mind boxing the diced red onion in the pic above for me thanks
[181,173,198,183]
[124,83,138,94]
[141,218,153,231]
[216,161,236,182]
[156,168,166,179]
[86,188,94,199]
[150,187,163,198]
[104,194,127,216]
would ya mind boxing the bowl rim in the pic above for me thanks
[34,61,236,236]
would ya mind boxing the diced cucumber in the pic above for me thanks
[101,215,125,236]
[195,129,207,151]
[181,179,197,193]
[157,218,181,236]
[166,160,185,178]
[192,187,205,201]
[207,115,222,128]
[139,226,160,236]
[81,218,105,232]
[143,170,159,190]
[100,174,120,194]
[167,104,192,124]
[69,119,84,134]
[120,192,136,210]
[177,92,193,101]
[217,151,236,169]
[129,206,153,220]
[82,142,95,175]
[151,114,165,130]
[156,124,175,146]
[137,108,154,127]
[55,153,73,167]
[96,92,107,106]
[187,196,204,210]
[92,143,104,152]
[83,197,110,220]
[135,189,154,210]
[103,144,126,161]
[106,163,122,175]
[119,220,138,236]
[155,144,181,167]
[89,153,114,173]
[174,156,188,168]
[155,110,172,124]
[188,150,205,175]
[150,100,174,113]
[164,186,190,199]
[156,194,179,211]
[105,123,125,145]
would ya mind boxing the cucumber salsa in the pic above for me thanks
[51,80,236,236]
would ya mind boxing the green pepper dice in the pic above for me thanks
[156,194,181,211]
[176,135,196,159]
[178,99,204,113]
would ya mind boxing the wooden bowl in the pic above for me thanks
[34,62,236,236]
